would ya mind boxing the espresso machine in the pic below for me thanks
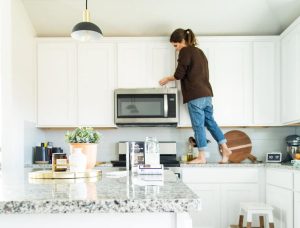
[282,135,300,163]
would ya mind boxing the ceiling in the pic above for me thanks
[22,0,300,37]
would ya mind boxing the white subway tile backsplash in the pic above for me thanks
[36,126,297,163]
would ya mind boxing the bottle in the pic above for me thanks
[144,137,160,166]
[69,148,87,172]
[187,152,193,162]
[52,153,68,172]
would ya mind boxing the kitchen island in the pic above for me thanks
[0,168,201,228]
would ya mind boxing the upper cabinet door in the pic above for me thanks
[253,41,279,125]
[37,41,77,127]
[281,26,300,124]
[210,42,252,126]
[117,40,175,88]
[117,42,147,88]
[146,41,176,88]
[77,42,116,127]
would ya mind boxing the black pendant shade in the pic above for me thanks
[71,0,103,41]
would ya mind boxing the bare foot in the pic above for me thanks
[188,158,207,164]
[219,147,232,164]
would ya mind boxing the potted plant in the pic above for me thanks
[65,127,101,169]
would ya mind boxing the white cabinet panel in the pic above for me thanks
[77,43,116,126]
[295,171,300,192]
[117,40,175,89]
[211,42,252,126]
[37,41,77,126]
[266,184,293,228]
[266,168,293,189]
[253,41,279,125]
[117,42,147,88]
[295,192,300,228]
[146,42,175,88]
[182,167,258,184]
[186,184,221,228]
[281,25,300,124]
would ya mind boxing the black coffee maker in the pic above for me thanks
[282,135,300,163]
[33,142,63,164]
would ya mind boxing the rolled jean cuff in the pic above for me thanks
[197,146,207,151]
[218,139,227,145]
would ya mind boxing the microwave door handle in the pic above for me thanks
[164,94,168,117]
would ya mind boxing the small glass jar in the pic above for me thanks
[144,137,160,166]
[52,153,68,172]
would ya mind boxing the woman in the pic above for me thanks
[159,28,232,164]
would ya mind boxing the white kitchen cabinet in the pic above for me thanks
[77,42,116,127]
[146,41,176,87]
[253,41,279,125]
[117,42,147,88]
[266,184,293,228]
[211,42,252,126]
[177,38,279,127]
[266,168,294,228]
[181,167,262,228]
[37,41,77,126]
[117,39,175,88]
[294,172,300,228]
[280,21,300,124]
[186,183,221,228]
[295,192,300,228]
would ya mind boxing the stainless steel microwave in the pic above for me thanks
[114,88,178,126]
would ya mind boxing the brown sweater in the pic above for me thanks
[174,46,213,103]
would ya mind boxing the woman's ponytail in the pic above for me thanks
[185,29,197,46]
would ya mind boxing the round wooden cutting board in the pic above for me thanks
[223,130,256,163]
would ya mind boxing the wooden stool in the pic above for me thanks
[237,202,274,228]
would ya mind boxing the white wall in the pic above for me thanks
[42,126,296,164]
[1,0,43,180]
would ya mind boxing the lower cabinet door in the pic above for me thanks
[220,184,260,228]
[266,184,293,228]
[295,192,300,228]
[186,183,221,228]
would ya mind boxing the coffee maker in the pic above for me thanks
[282,135,300,163]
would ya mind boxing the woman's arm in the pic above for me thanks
[159,76,176,86]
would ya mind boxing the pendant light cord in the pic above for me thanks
[86,0,88,10]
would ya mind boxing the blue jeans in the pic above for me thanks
[187,97,226,151]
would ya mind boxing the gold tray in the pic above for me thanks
[28,170,102,179]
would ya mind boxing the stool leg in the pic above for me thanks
[238,215,244,228]
[246,222,251,228]
[269,223,274,228]
[259,216,264,228]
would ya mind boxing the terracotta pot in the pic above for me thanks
[69,143,98,169]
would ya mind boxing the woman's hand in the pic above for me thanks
[159,76,175,86]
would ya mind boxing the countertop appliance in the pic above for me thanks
[266,152,282,163]
[282,135,300,163]
[111,141,180,167]
[114,88,178,126]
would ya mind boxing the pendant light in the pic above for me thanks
[71,0,103,41]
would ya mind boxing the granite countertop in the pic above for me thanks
[180,162,300,171]
[0,168,200,214]
[26,162,300,170]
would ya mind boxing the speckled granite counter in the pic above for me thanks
[180,162,300,171]
[0,169,200,214]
